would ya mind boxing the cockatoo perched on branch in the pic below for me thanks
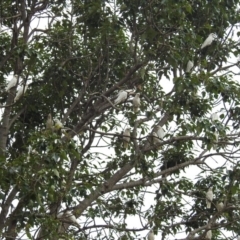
[114,90,128,105]
[46,114,53,130]
[6,75,18,92]
[206,187,213,209]
[216,202,224,212]
[132,93,140,112]
[57,211,80,227]
[152,132,162,149]
[65,211,80,227]
[201,33,217,49]
[123,128,131,149]
[147,229,155,240]
[155,125,165,140]
[211,113,219,122]
[14,84,28,102]
[54,119,63,130]
[186,60,194,73]
[206,230,212,240]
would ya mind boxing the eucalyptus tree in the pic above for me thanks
[1,0,240,239]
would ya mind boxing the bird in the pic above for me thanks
[6,75,18,92]
[14,84,28,102]
[216,202,224,212]
[57,212,64,218]
[147,229,155,240]
[201,33,217,49]
[122,128,131,149]
[54,119,63,130]
[206,230,212,239]
[211,113,219,122]
[46,114,53,130]
[155,125,165,139]
[114,90,128,105]
[206,187,213,209]
[186,60,194,73]
[65,211,80,227]
[213,132,219,150]
[132,93,140,112]
[152,132,162,149]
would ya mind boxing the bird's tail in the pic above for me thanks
[206,201,211,209]
[123,141,129,149]
[133,107,138,112]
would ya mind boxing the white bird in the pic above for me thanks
[201,33,217,49]
[152,132,162,149]
[123,128,131,149]
[147,229,155,240]
[54,119,63,130]
[46,114,53,130]
[206,230,212,239]
[213,132,219,150]
[14,84,28,102]
[114,90,128,105]
[206,187,213,209]
[65,211,80,227]
[132,93,140,112]
[155,126,165,139]
[216,202,224,212]
[57,212,64,218]
[186,60,194,73]
[6,75,18,92]
[211,113,219,122]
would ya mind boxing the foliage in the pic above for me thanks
[1,0,240,239]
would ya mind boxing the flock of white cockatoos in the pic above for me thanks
[3,33,220,239]
[185,33,217,73]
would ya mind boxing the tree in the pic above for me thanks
[1,0,240,239]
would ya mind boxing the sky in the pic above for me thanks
[1,3,240,240]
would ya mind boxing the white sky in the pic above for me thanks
[1,5,240,240]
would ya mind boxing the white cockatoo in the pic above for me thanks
[123,128,131,149]
[114,90,128,105]
[216,202,224,212]
[57,211,80,227]
[132,93,140,112]
[155,125,165,139]
[54,119,63,130]
[186,60,194,73]
[211,112,219,122]
[213,131,219,150]
[206,187,213,209]
[201,33,217,49]
[206,230,212,239]
[57,212,64,218]
[65,211,80,227]
[147,229,155,240]
[6,75,18,92]
[14,84,28,102]
[46,114,53,130]
[152,132,162,149]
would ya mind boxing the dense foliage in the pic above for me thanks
[1,0,240,239]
